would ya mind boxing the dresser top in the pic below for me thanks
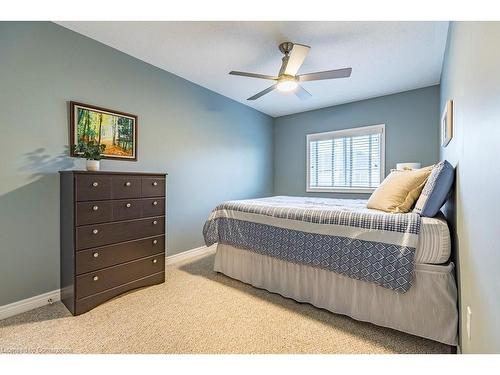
[59,170,167,176]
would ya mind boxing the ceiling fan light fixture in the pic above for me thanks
[276,78,298,92]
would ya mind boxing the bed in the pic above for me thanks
[203,196,458,345]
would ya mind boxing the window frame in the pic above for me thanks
[306,124,386,194]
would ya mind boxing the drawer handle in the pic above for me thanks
[93,276,99,281]
[92,205,99,211]
[125,181,131,187]
[126,203,132,208]
[152,181,158,186]
[92,182,99,187]
[93,252,99,258]
[92,229,99,235]
[152,259,158,264]
[153,201,158,206]
[153,220,158,225]
[153,239,158,245]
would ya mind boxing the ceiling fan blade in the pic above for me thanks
[247,84,277,101]
[229,71,278,80]
[284,44,310,76]
[298,68,352,82]
[294,85,312,100]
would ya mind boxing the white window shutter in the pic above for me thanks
[307,124,385,192]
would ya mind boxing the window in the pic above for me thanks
[307,124,385,193]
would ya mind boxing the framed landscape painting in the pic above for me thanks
[70,101,137,160]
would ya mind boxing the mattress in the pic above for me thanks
[205,196,451,266]
[416,213,451,264]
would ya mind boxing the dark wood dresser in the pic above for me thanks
[60,170,166,315]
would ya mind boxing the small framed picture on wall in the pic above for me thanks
[441,100,453,147]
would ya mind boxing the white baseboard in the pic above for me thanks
[165,245,216,265]
[0,245,216,321]
[0,289,61,321]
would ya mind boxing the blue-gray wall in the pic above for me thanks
[273,86,440,198]
[0,22,273,306]
[440,22,500,353]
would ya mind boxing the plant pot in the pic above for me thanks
[86,160,100,171]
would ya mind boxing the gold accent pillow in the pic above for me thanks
[367,165,434,213]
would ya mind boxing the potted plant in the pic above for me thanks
[72,141,106,171]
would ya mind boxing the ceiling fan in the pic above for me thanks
[229,41,352,101]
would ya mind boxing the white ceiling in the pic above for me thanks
[57,21,449,117]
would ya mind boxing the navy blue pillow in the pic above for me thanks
[413,161,454,217]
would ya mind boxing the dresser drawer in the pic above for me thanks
[75,272,165,315]
[76,254,165,299]
[142,177,165,197]
[112,175,141,199]
[76,235,165,274]
[142,197,165,217]
[76,175,112,201]
[76,198,164,225]
[112,199,143,221]
[76,201,113,226]
[76,216,165,250]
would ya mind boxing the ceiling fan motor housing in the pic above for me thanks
[279,42,294,55]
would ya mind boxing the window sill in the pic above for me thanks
[306,187,375,194]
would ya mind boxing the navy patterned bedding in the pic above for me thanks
[203,196,421,293]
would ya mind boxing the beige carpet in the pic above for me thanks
[0,253,451,354]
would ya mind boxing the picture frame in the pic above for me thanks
[70,101,138,161]
[441,100,453,148]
